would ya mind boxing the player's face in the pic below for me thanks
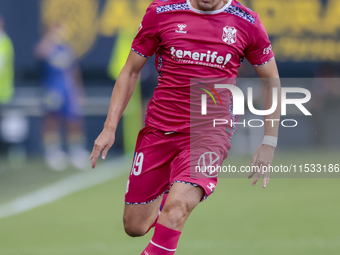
[191,0,225,11]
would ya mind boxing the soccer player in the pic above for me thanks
[35,24,89,171]
[90,0,281,254]
[0,15,14,105]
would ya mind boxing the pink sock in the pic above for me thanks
[141,223,181,255]
[145,193,168,234]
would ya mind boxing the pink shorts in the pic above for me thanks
[125,125,231,204]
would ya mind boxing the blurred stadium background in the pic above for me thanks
[0,0,339,254]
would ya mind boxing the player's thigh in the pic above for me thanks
[158,182,204,230]
[123,194,163,229]
[124,156,169,229]
[125,127,178,203]
[166,182,203,212]
[124,127,178,230]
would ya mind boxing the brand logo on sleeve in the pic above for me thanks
[263,45,272,55]
[176,24,187,34]
[222,26,237,45]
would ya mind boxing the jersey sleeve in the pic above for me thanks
[245,17,274,66]
[131,3,160,58]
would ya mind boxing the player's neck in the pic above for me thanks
[189,0,228,12]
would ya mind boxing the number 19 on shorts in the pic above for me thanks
[131,152,144,176]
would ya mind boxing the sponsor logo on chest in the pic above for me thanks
[171,47,231,66]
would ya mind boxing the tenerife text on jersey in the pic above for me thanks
[170,47,232,68]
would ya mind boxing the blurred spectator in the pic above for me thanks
[0,15,14,104]
[35,23,89,171]
[0,15,27,169]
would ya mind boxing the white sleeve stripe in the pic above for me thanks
[253,57,274,67]
[150,240,177,252]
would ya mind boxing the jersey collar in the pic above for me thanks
[186,0,232,14]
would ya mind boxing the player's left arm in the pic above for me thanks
[248,59,281,188]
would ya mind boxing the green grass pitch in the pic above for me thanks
[0,150,339,255]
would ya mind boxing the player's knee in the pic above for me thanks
[123,218,148,237]
[161,199,190,228]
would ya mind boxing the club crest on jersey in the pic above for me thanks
[176,24,187,34]
[222,26,237,45]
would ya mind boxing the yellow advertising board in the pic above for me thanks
[41,0,340,61]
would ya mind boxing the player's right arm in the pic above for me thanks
[90,51,148,169]
[91,2,159,168]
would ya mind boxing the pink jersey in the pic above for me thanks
[132,0,274,132]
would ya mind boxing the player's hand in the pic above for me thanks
[90,128,116,169]
[248,144,275,188]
